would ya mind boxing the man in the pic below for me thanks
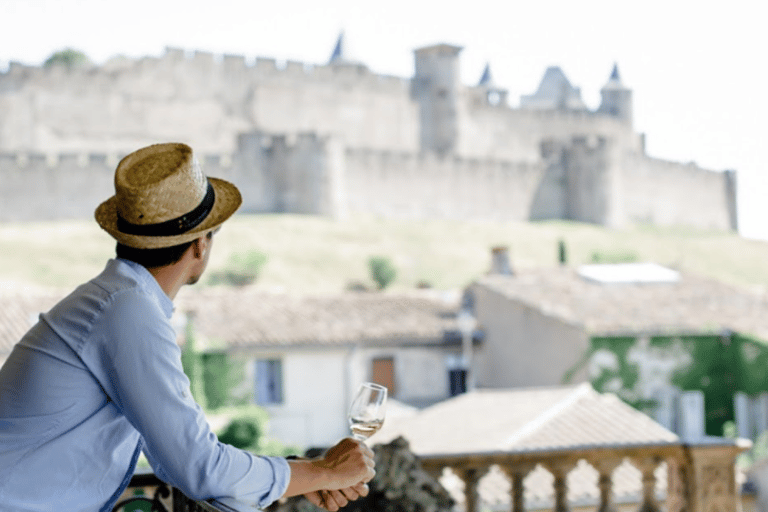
[0,143,374,511]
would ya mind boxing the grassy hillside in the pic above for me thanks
[2,214,768,294]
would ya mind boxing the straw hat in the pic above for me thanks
[95,143,242,249]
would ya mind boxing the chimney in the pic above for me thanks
[490,246,513,275]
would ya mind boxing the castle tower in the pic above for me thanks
[520,66,587,111]
[412,44,463,155]
[328,32,345,64]
[477,63,508,107]
[328,31,367,70]
[598,63,633,126]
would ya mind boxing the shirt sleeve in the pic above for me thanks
[85,288,290,506]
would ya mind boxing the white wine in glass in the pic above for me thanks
[348,382,387,441]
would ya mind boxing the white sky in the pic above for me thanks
[2,0,766,238]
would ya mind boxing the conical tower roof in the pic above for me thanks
[328,31,345,64]
[327,31,367,69]
[478,63,494,87]
[602,63,628,91]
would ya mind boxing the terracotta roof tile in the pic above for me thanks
[176,288,461,350]
[476,268,768,339]
[0,286,462,359]
[375,384,678,456]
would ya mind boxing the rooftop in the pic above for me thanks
[375,383,678,456]
[474,265,768,339]
[176,288,462,351]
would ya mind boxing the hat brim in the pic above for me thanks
[95,177,242,249]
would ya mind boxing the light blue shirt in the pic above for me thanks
[0,259,290,512]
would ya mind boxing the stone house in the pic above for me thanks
[466,262,768,441]
[174,287,479,449]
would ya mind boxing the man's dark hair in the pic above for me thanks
[116,231,215,268]
[116,241,194,268]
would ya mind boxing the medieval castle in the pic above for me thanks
[0,38,737,229]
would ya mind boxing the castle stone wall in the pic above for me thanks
[343,148,543,221]
[0,49,419,155]
[621,155,736,230]
[0,152,116,221]
[456,97,643,163]
[0,44,738,231]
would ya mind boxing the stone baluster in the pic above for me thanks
[454,467,484,512]
[593,458,622,512]
[542,461,576,512]
[634,457,662,512]
[500,463,536,512]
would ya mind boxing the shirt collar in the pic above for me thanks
[111,259,175,318]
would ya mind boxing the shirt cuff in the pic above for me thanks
[257,456,291,509]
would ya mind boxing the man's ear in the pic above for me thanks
[191,236,206,259]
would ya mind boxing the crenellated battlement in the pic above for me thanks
[0,49,383,101]
[0,42,736,230]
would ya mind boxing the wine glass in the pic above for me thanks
[348,382,387,441]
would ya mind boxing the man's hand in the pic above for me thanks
[310,438,375,490]
[304,483,370,511]
[283,437,375,507]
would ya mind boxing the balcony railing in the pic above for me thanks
[113,471,257,512]
[416,438,751,512]
[115,437,750,512]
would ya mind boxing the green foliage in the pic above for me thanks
[43,48,90,69]
[214,405,302,456]
[208,250,268,286]
[558,239,567,265]
[582,332,768,437]
[219,418,262,450]
[201,352,248,410]
[590,250,639,263]
[588,336,642,406]
[216,406,269,451]
[671,335,738,436]
[369,256,397,290]
[180,321,206,409]
[737,429,768,468]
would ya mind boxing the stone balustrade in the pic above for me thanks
[115,437,748,512]
[418,438,749,512]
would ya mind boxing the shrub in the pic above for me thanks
[209,250,268,286]
[44,48,91,69]
[215,405,302,456]
[369,256,396,290]
[590,250,639,264]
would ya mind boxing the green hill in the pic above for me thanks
[3,215,768,294]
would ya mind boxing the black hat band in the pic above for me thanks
[116,181,216,237]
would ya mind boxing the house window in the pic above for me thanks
[255,359,283,405]
[371,357,396,397]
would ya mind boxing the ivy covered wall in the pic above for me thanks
[573,332,768,437]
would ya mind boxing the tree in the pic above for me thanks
[43,48,91,69]
[369,256,397,290]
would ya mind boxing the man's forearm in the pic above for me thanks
[284,459,332,497]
